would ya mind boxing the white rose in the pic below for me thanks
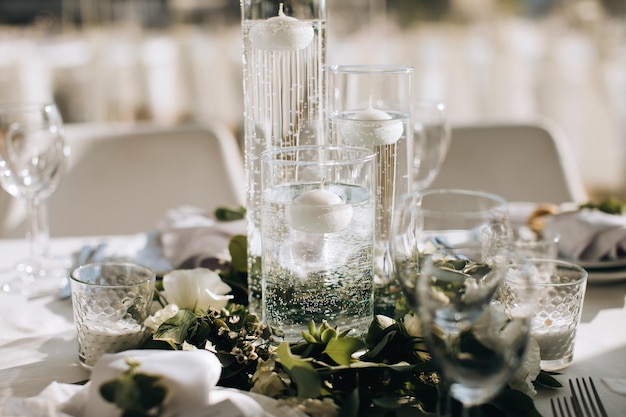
[403,312,431,361]
[162,268,233,313]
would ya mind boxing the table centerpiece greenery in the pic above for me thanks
[104,208,561,417]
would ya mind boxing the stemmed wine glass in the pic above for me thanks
[391,189,535,415]
[0,102,70,297]
[411,100,450,191]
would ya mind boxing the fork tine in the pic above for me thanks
[589,378,609,417]
[551,396,577,417]
[551,397,559,417]
[569,377,609,417]
[572,378,595,417]
[563,396,577,417]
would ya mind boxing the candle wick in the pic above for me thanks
[278,3,286,17]
[368,96,375,110]
[319,178,326,190]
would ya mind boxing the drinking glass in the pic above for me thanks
[411,100,450,191]
[418,255,537,416]
[0,102,70,297]
[70,262,156,367]
[390,189,516,415]
[328,65,413,316]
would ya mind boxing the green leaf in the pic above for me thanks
[534,371,563,389]
[365,315,395,346]
[215,206,246,221]
[488,389,543,417]
[338,386,360,417]
[301,331,318,344]
[229,235,248,273]
[99,380,118,402]
[153,310,197,346]
[113,377,142,410]
[277,342,321,399]
[324,337,366,366]
[321,327,337,344]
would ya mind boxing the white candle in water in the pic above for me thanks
[339,104,404,146]
[249,3,314,51]
[286,181,353,234]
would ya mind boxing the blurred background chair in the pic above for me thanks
[0,120,245,238]
[429,120,588,204]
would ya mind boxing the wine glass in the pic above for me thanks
[0,102,71,297]
[418,251,536,416]
[390,189,520,415]
[411,100,450,191]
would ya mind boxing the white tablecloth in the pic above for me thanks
[0,235,625,415]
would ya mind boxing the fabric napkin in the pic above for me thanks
[542,209,626,261]
[1,350,265,417]
[158,206,246,268]
[94,231,174,273]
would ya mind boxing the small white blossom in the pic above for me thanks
[182,341,198,351]
[144,304,180,332]
[204,341,217,353]
[161,268,233,313]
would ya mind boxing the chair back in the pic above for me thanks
[0,121,245,237]
[429,121,587,204]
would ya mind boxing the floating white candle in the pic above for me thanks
[249,3,314,51]
[286,181,353,234]
[339,105,404,146]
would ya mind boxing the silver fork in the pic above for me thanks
[551,396,577,417]
[569,377,609,417]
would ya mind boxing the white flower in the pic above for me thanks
[403,312,423,337]
[161,268,233,313]
[403,312,431,361]
[508,337,541,397]
[144,304,180,332]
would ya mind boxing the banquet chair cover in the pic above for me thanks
[0,121,245,238]
[429,120,588,204]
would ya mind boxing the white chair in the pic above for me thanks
[0,121,246,238]
[428,120,588,204]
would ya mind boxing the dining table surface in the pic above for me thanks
[0,233,625,416]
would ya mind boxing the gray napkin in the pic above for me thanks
[543,209,626,261]
[158,206,246,268]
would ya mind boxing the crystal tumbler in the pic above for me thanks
[70,262,156,367]
[525,259,588,371]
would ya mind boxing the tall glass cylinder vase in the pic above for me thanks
[241,0,327,314]
[328,65,413,316]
